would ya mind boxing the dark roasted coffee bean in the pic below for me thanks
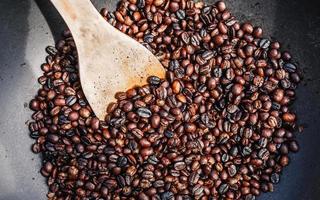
[47,134,59,143]
[228,165,237,177]
[214,34,225,46]
[289,140,299,152]
[218,183,229,194]
[245,194,256,200]
[117,156,128,167]
[137,0,145,8]
[136,107,152,118]
[174,161,186,170]
[192,184,204,196]
[284,63,297,73]
[144,34,154,43]
[164,130,174,138]
[154,180,165,188]
[230,146,238,156]
[259,39,271,49]
[148,76,161,85]
[191,35,200,47]
[221,154,229,162]
[66,96,77,106]
[258,148,270,160]
[148,155,159,164]
[176,10,186,20]
[202,50,215,61]
[242,147,252,156]
[181,32,190,44]
[46,46,57,55]
[161,191,174,200]
[271,173,280,184]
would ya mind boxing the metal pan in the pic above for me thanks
[0,0,319,199]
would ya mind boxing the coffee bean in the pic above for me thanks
[245,194,256,200]
[30,99,40,111]
[151,114,160,128]
[258,148,270,160]
[122,102,133,112]
[144,34,154,43]
[172,80,181,94]
[132,128,144,139]
[136,107,152,118]
[273,89,284,102]
[242,23,253,34]
[228,165,237,177]
[242,147,252,156]
[46,46,57,55]
[213,34,224,46]
[117,156,128,167]
[259,38,271,49]
[66,96,77,106]
[270,173,280,184]
[289,140,299,152]
[164,130,174,138]
[176,10,186,20]
[158,192,172,200]
[232,84,243,95]
[148,76,161,85]
[148,155,159,164]
[192,184,204,196]
[141,148,153,157]
[282,112,296,122]
[284,63,297,73]
[79,108,90,118]
[47,134,59,143]
[218,183,229,194]
[174,161,186,170]
[268,116,278,127]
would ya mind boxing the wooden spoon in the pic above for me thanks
[50,0,165,119]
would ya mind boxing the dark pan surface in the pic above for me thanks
[0,0,320,199]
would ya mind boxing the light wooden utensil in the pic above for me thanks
[50,0,165,119]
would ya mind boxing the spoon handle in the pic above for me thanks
[50,0,115,41]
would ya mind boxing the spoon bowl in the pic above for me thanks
[51,0,165,119]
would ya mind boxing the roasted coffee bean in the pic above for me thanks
[192,184,204,196]
[174,161,186,170]
[270,173,280,184]
[148,76,161,85]
[282,112,296,122]
[228,165,237,177]
[161,191,174,200]
[289,140,299,152]
[148,155,159,164]
[259,39,271,49]
[117,156,128,167]
[219,183,229,194]
[164,130,174,138]
[136,107,152,118]
[144,34,154,43]
[46,46,57,55]
[176,10,186,20]
[29,1,302,199]
[214,34,225,46]
[242,147,252,156]
[258,148,270,160]
[284,63,297,73]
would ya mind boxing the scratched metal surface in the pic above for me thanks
[0,0,319,199]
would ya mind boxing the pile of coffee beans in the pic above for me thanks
[28,0,302,199]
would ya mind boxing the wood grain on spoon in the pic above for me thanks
[51,0,165,120]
